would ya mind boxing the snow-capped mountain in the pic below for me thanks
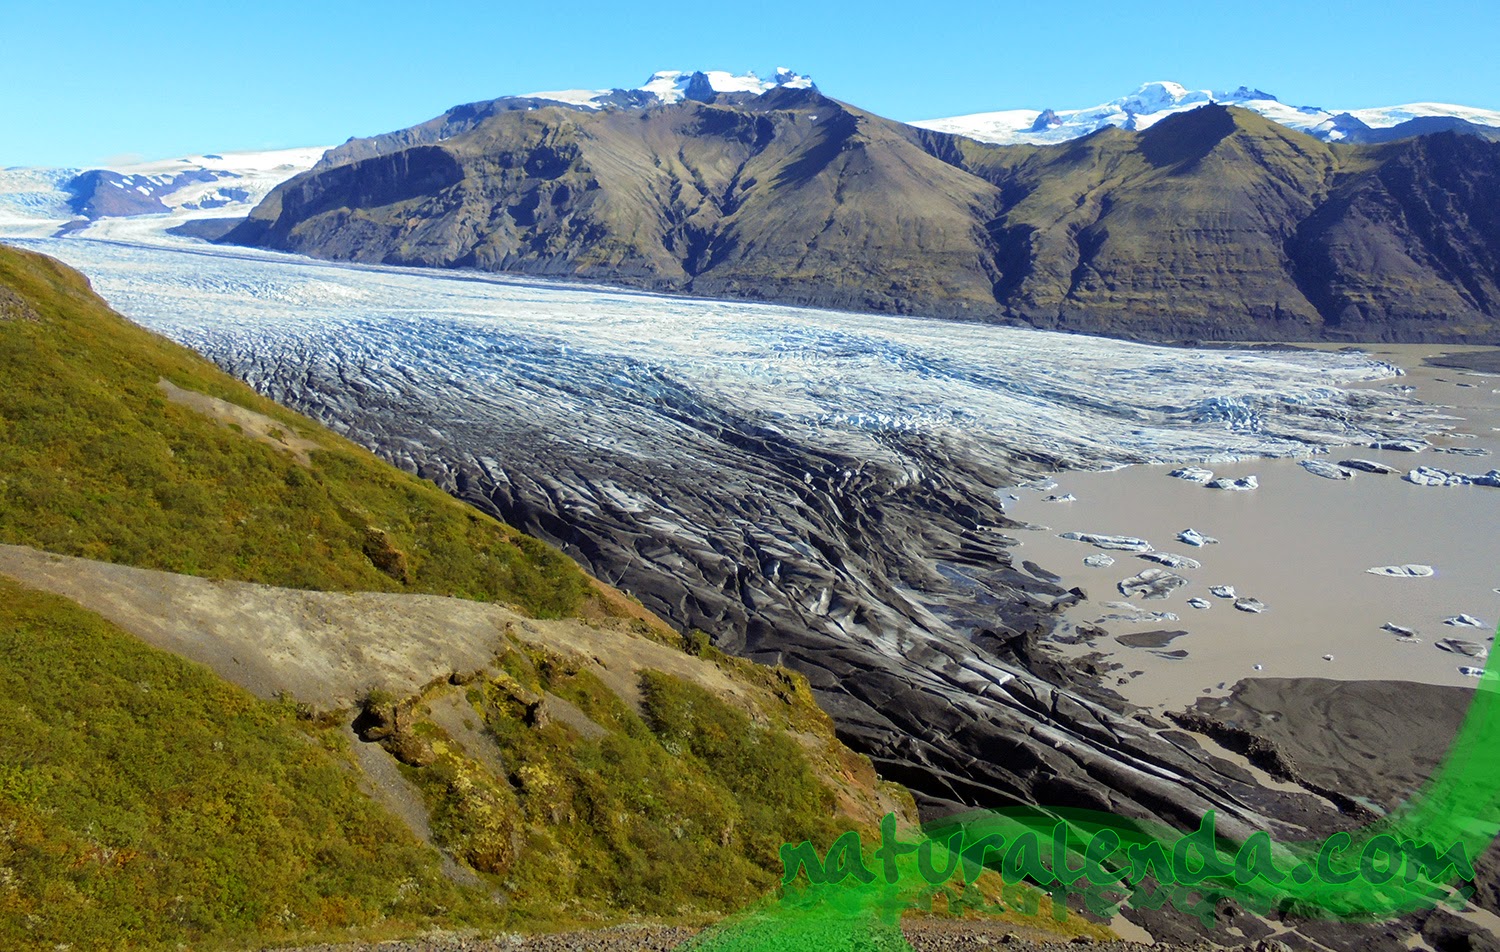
[522,67,814,109]
[913,81,1500,145]
[0,146,326,237]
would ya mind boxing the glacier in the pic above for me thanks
[0,223,1444,833]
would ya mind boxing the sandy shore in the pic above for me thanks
[1002,344,1500,711]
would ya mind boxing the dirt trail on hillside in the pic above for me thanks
[0,544,747,713]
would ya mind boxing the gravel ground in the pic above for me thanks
[268,921,1289,951]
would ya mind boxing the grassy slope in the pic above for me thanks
[0,245,934,949]
[0,577,481,950]
[0,243,591,617]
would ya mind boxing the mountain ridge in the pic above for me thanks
[225,93,1500,343]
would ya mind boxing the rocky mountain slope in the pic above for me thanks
[225,88,1500,343]
[0,245,917,950]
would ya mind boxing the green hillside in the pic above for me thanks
[0,243,590,617]
[0,245,922,950]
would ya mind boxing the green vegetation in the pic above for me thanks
[0,578,483,950]
[400,645,856,924]
[0,243,589,617]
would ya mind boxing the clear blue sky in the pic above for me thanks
[3,0,1497,168]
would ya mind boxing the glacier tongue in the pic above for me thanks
[3,228,1439,833]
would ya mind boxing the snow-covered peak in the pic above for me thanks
[522,68,814,110]
[913,82,1500,146]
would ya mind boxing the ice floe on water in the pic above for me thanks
[1234,597,1267,613]
[1382,622,1420,638]
[1372,439,1428,452]
[1118,567,1188,600]
[1367,564,1436,578]
[1139,552,1202,569]
[1446,614,1487,628]
[1187,597,1211,610]
[1206,474,1258,491]
[1405,466,1500,487]
[1082,554,1115,567]
[1209,585,1236,599]
[1168,467,1216,483]
[1338,458,1397,474]
[1176,528,1217,547]
[1059,531,1153,552]
[1435,638,1488,659]
[1299,459,1353,480]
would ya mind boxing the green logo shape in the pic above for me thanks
[686,625,1500,950]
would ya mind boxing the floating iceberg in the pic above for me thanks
[1207,475,1258,491]
[1372,439,1428,452]
[1381,622,1420,638]
[1366,564,1436,578]
[1082,554,1115,567]
[1436,638,1489,659]
[1299,460,1353,480]
[1209,585,1237,598]
[1118,568,1189,601]
[1177,528,1218,547]
[1187,597,1211,609]
[1406,466,1470,487]
[1446,614,1487,628]
[1338,458,1397,474]
[1059,531,1153,553]
[1139,552,1202,569]
[1168,467,1215,484]
[1234,597,1267,613]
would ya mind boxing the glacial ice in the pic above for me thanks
[1138,552,1202,569]
[1117,568,1189,600]
[1337,459,1397,474]
[1299,459,1353,480]
[1372,439,1428,452]
[1209,585,1236,598]
[1234,597,1267,613]
[1382,622,1420,638]
[1406,467,1470,487]
[1207,475,1259,491]
[1168,467,1215,483]
[1366,564,1436,578]
[1176,528,1218,547]
[1187,597,1211,609]
[1435,638,1489,659]
[1082,554,1115,567]
[1059,531,1153,553]
[1446,614,1487,628]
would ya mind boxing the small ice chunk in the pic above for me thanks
[1118,568,1189,601]
[1446,614,1487,628]
[1252,663,1263,671]
[1459,666,1485,677]
[1082,554,1115,567]
[1338,459,1398,474]
[1177,528,1218,547]
[1058,531,1153,552]
[1406,466,1470,487]
[1187,597,1211,610]
[1044,493,1077,503]
[1381,622,1420,638]
[1322,654,1335,662]
[1234,597,1266,613]
[1366,564,1435,578]
[1300,460,1353,480]
[1169,466,1215,484]
[1139,552,1202,570]
[1371,439,1428,452]
[1207,475,1258,491]
[1435,638,1489,659]
[1209,585,1236,599]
